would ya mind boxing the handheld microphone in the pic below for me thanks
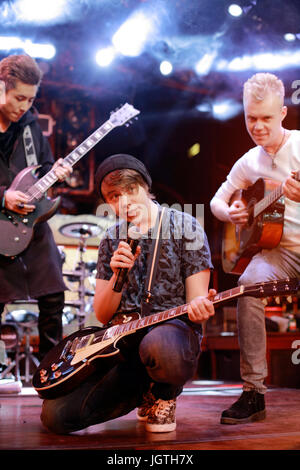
[112,226,141,292]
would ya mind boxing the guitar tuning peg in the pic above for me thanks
[275,296,281,304]
[262,298,268,306]
[286,295,292,303]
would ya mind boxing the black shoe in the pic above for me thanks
[221,390,266,425]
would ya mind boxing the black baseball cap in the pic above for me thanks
[95,154,152,198]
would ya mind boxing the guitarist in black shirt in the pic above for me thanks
[0,54,71,365]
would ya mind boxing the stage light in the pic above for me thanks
[160,60,173,75]
[0,36,23,50]
[195,52,216,76]
[0,36,56,59]
[212,100,242,120]
[112,12,153,57]
[187,143,200,158]
[24,40,56,59]
[228,4,243,17]
[227,55,252,71]
[221,49,300,72]
[284,33,296,42]
[15,0,66,22]
[196,102,212,113]
[95,47,116,67]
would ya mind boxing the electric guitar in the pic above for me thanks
[32,277,299,399]
[222,172,300,275]
[0,103,140,257]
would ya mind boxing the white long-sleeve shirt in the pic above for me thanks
[212,129,300,253]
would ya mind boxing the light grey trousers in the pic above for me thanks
[237,246,300,393]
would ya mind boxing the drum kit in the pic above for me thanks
[0,219,107,384]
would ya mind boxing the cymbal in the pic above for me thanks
[59,222,102,239]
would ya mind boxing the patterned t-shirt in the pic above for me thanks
[96,205,213,326]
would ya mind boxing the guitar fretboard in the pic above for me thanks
[254,183,283,218]
[26,120,115,203]
[253,170,300,218]
[106,285,245,339]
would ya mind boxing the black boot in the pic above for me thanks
[221,390,266,424]
[37,292,64,360]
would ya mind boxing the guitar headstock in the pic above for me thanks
[109,103,140,127]
[244,277,299,299]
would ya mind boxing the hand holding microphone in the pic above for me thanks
[111,226,142,292]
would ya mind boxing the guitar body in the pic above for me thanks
[0,166,60,257]
[222,178,285,275]
[32,326,126,399]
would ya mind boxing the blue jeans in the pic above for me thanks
[238,246,300,394]
[41,318,201,434]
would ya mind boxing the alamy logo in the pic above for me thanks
[291,80,300,104]
[291,340,300,365]
[95,202,205,250]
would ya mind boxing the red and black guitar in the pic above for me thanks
[222,172,300,275]
[32,277,299,399]
[0,103,140,257]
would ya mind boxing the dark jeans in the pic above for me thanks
[0,291,64,360]
[41,318,201,434]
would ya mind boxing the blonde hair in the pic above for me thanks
[243,73,285,105]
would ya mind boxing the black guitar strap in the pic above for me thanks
[141,206,166,317]
[23,125,38,166]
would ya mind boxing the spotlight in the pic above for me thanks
[0,36,56,59]
[15,0,65,22]
[212,100,242,120]
[95,47,116,67]
[284,33,296,42]
[228,4,243,17]
[112,12,153,57]
[24,40,56,59]
[0,36,23,50]
[160,60,173,75]
[195,52,216,76]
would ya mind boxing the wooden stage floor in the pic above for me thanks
[0,380,300,453]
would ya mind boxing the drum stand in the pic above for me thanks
[18,322,40,383]
[1,311,40,384]
[74,233,89,329]
[62,224,98,329]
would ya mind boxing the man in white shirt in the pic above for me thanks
[210,72,300,424]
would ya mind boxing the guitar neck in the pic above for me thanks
[110,285,245,337]
[106,277,298,339]
[254,170,300,218]
[26,119,115,202]
[253,183,283,218]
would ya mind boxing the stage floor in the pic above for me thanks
[0,380,300,452]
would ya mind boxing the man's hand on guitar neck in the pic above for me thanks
[283,171,300,203]
[52,158,73,182]
[187,288,216,324]
[227,200,249,226]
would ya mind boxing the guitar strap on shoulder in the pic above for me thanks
[141,206,166,316]
[23,125,38,166]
